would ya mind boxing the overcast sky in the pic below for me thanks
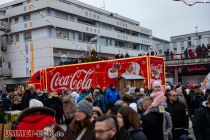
[1,0,210,40]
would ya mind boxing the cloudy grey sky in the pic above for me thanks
[1,0,210,40]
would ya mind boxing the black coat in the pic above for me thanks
[1,93,11,111]
[166,100,189,129]
[191,95,203,115]
[142,111,164,140]
[193,101,210,140]
[21,90,39,109]
[93,93,106,113]
[129,127,147,140]
[116,128,132,140]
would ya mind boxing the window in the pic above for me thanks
[188,41,191,47]
[23,14,31,21]
[15,34,19,42]
[181,47,185,51]
[174,48,177,51]
[8,62,11,69]
[0,58,2,67]
[15,17,19,23]
[24,31,32,41]
[69,31,75,40]
[173,42,177,48]
[198,36,201,39]
[180,41,184,47]
[85,11,88,16]
[55,11,68,20]
[159,50,162,54]
[57,29,69,38]
[68,14,74,21]
[188,37,191,40]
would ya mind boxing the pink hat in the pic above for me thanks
[152,80,161,89]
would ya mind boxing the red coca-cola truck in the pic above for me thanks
[27,56,166,93]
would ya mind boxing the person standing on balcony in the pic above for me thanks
[189,49,195,58]
[170,51,174,60]
[184,48,188,59]
[164,49,170,60]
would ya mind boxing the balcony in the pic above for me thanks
[164,52,210,67]
[0,68,12,77]
[0,21,10,32]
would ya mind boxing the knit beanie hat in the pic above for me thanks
[29,99,44,108]
[152,80,161,89]
[176,88,182,95]
[140,88,144,94]
[93,106,103,116]
[129,103,138,113]
[166,85,171,90]
[77,100,93,117]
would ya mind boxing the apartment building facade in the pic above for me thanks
[0,0,152,85]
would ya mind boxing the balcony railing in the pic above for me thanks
[163,51,210,61]
[0,21,10,32]
[0,68,12,77]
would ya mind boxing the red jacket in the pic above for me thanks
[16,107,56,140]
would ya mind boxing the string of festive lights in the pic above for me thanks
[0,18,29,61]
[173,0,210,6]
[27,0,86,51]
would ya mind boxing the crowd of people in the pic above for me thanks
[164,44,210,60]
[0,81,210,140]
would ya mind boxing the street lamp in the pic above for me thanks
[173,0,210,6]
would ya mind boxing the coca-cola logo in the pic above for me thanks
[50,69,95,91]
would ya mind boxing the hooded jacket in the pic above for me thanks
[142,108,164,140]
[105,88,120,105]
[16,107,56,140]
[193,101,210,140]
[62,95,76,120]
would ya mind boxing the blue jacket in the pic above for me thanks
[77,93,87,103]
[105,88,120,104]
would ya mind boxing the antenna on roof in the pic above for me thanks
[102,0,106,9]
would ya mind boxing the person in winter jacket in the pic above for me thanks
[11,91,22,110]
[45,92,63,124]
[77,89,88,103]
[62,93,76,125]
[21,84,39,109]
[93,89,106,113]
[16,99,57,140]
[144,89,172,140]
[105,84,120,110]
[175,88,188,108]
[91,106,103,121]
[95,115,130,140]
[166,90,189,140]
[1,92,11,111]
[191,88,203,115]
[142,97,164,140]
[71,90,79,103]
[117,106,147,140]
[192,95,210,140]
[66,100,95,140]
[150,80,166,108]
